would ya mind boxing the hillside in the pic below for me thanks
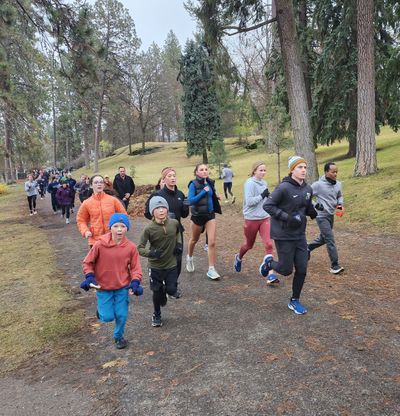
[75,127,400,233]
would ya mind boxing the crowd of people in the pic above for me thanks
[24,158,345,349]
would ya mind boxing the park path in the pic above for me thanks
[0,195,399,415]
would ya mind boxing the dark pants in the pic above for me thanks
[223,182,233,199]
[27,195,37,212]
[61,205,70,219]
[271,237,308,299]
[120,198,129,209]
[149,267,178,316]
[50,193,58,212]
[308,216,339,267]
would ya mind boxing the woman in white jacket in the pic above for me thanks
[234,161,278,284]
[24,174,38,216]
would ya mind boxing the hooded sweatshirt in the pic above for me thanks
[242,176,270,220]
[25,180,38,197]
[263,175,317,240]
[82,233,142,290]
[311,175,343,217]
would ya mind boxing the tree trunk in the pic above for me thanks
[202,145,208,164]
[83,111,91,169]
[4,108,13,184]
[354,0,377,176]
[347,114,357,157]
[127,117,132,155]
[274,0,318,182]
[51,80,57,169]
[93,78,106,172]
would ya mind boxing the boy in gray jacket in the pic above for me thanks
[308,162,344,274]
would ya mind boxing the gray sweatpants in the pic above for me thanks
[308,215,339,267]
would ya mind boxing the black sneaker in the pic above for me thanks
[96,310,100,319]
[167,289,182,299]
[152,314,162,327]
[115,337,128,349]
[330,265,344,274]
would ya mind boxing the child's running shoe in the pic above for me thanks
[259,254,273,277]
[266,272,279,285]
[152,313,162,327]
[234,254,242,272]
[288,298,307,315]
[115,337,128,349]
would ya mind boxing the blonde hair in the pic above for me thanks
[250,161,266,177]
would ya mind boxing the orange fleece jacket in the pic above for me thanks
[82,233,142,290]
[76,192,127,246]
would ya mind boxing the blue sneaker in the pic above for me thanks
[266,272,280,285]
[288,299,307,315]
[259,254,273,277]
[234,254,242,272]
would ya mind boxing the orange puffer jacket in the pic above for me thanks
[77,192,127,246]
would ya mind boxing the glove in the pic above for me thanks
[174,242,183,255]
[149,249,162,259]
[128,280,143,296]
[80,273,100,291]
[336,205,344,217]
[261,188,270,199]
[287,213,303,228]
[314,202,324,211]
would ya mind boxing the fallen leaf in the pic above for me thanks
[102,359,128,369]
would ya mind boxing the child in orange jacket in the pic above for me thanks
[81,213,143,349]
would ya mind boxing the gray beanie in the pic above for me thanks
[149,196,169,215]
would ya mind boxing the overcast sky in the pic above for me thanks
[120,0,198,50]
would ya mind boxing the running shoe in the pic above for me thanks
[288,299,308,315]
[234,253,242,272]
[207,269,220,280]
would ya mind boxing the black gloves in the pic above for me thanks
[314,202,324,211]
[174,243,183,256]
[149,249,162,259]
[287,213,303,228]
[261,188,270,199]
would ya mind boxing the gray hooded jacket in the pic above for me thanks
[311,176,343,217]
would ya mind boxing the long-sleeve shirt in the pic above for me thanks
[83,233,142,290]
[24,180,38,196]
[138,218,180,270]
[311,176,343,217]
[242,177,270,220]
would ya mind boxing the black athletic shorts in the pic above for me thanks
[191,212,215,227]
[149,267,178,293]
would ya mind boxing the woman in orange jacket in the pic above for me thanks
[77,174,127,247]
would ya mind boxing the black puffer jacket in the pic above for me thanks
[263,175,317,240]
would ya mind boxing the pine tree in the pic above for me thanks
[179,40,222,163]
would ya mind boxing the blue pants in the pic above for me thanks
[96,288,130,340]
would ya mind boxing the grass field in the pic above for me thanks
[76,126,400,233]
[0,186,83,373]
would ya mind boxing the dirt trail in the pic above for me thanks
[1,196,399,415]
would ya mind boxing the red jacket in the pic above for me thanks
[82,233,142,290]
[76,191,127,246]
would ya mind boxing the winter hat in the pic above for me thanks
[149,196,169,215]
[109,213,130,230]
[288,155,307,172]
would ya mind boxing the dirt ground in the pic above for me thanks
[0,194,399,416]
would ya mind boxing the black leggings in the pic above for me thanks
[61,205,70,219]
[50,194,58,212]
[223,182,233,199]
[149,267,178,316]
[271,237,308,299]
[27,195,37,212]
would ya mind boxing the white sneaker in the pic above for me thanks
[29,212,33,216]
[66,218,70,224]
[225,200,230,204]
[33,210,37,215]
[186,256,195,272]
[207,268,220,280]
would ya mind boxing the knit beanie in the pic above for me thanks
[288,155,307,172]
[149,196,169,215]
[109,213,130,230]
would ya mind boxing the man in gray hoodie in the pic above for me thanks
[308,162,344,274]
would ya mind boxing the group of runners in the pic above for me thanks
[25,157,344,349]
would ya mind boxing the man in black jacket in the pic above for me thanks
[113,166,135,209]
[261,156,318,315]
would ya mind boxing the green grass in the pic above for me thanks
[0,186,83,373]
[75,126,400,233]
